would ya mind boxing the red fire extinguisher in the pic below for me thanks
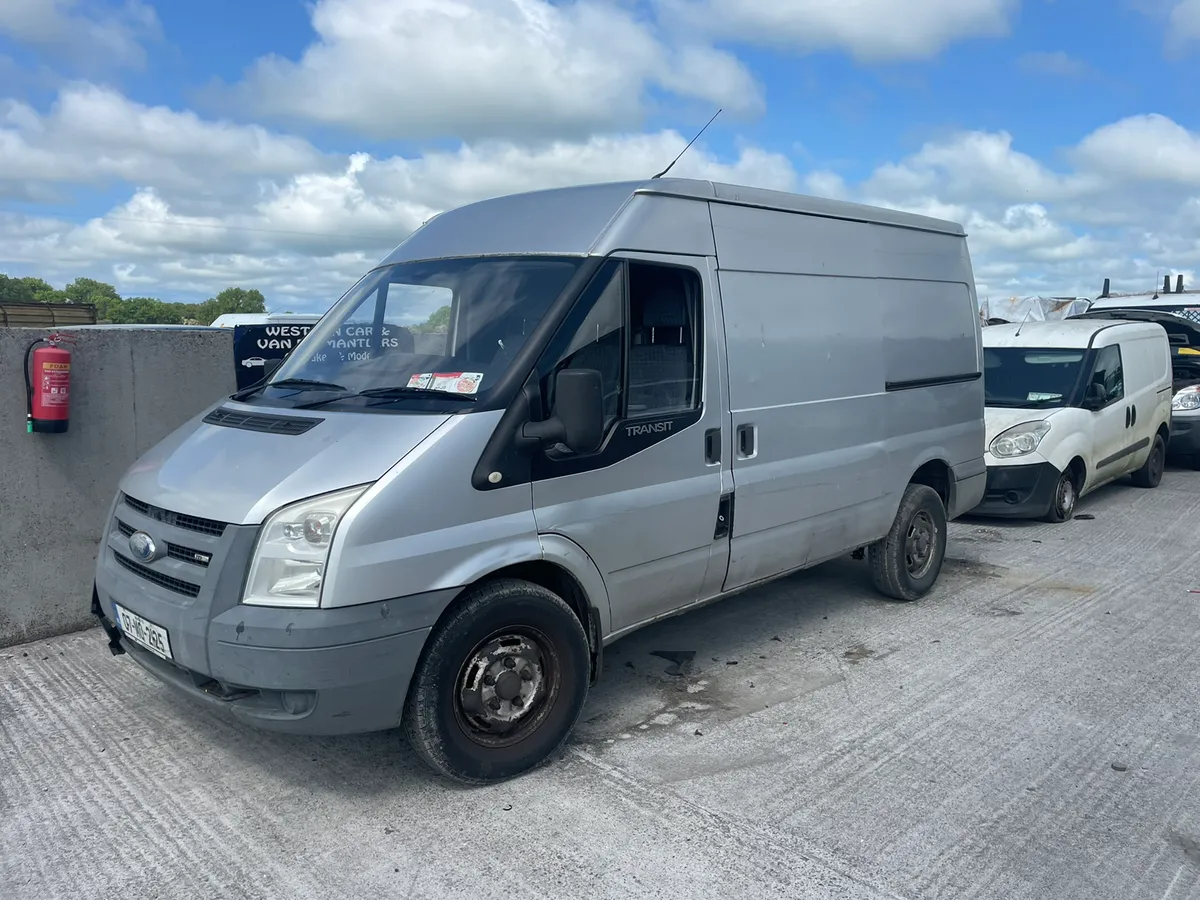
[25,332,76,434]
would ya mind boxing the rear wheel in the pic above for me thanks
[869,483,947,601]
[1131,434,1166,488]
[403,578,590,784]
[1042,468,1078,523]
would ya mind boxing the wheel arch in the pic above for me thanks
[431,535,611,685]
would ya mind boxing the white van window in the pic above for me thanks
[982,348,1084,408]
[549,261,701,431]
[1090,345,1124,404]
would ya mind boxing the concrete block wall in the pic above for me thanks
[0,326,235,647]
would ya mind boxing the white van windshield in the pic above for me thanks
[263,256,581,410]
[983,347,1084,408]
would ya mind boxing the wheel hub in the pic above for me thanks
[904,511,937,578]
[458,635,545,731]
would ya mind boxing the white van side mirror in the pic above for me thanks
[523,368,605,454]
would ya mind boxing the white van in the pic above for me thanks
[972,319,1172,522]
[90,178,986,783]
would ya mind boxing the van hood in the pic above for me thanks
[120,402,451,525]
[984,406,1066,446]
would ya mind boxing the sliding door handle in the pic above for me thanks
[736,423,756,458]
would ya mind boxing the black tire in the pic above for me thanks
[869,483,948,601]
[403,578,590,784]
[1131,434,1166,488]
[1041,467,1078,523]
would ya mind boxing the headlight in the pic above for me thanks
[243,485,370,608]
[990,421,1051,458]
[1173,386,1200,411]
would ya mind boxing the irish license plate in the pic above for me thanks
[113,604,173,660]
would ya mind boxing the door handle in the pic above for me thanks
[736,423,756,458]
[704,428,721,464]
[1125,406,1131,428]
[1130,404,1137,426]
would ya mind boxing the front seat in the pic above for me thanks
[628,288,692,415]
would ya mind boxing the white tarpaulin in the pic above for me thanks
[979,296,1090,325]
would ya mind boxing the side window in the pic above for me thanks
[549,264,625,430]
[544,260,703,441]
[626,262,702,417]
[1091,344,1124,404]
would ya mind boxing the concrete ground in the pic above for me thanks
[4,471,1200,900]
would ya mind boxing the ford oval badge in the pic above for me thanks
[129,531,157,562]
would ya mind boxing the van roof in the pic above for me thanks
[381,178,965,266]
[983,319,1163,349]
[1089,291,1200,310]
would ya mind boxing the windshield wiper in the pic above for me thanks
[293,385,478,410]
[232,376,347,402]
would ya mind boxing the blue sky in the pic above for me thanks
[0,0,1197,312]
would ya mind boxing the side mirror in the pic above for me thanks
[1082,382,1106,410]
[523,368,605,454]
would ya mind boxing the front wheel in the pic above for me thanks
[403,579,590,784]
[1131,434,1166,488]
[869,483,948,602]
[1042,468,1078,523]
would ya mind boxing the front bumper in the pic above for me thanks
[969,461,1061,519]
[1168,415,1200,458]
[94,576,438,735]
[92,493,452,735]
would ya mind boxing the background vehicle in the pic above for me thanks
[1074,277,1200,468]
[91,178,985,784]
[972,319,1172,522]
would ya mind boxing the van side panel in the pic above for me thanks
[710,202,984,590]
[717,269,892,589]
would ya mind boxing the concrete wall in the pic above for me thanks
[0,326,235,647]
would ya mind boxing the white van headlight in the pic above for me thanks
[990,421,1051,458]
[242,485,370,608]
[1172,386,1200,411]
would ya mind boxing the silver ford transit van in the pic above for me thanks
[91,178,986,783]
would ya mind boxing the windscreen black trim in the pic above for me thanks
[885,372,982,392]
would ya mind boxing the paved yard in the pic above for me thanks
[4,470,1200,900]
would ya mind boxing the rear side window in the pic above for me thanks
[1090,345,1124,404]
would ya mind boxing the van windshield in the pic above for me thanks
[261,256,582,410]
[983,347,1084,408]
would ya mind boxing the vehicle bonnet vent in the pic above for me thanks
[203,406,322,436]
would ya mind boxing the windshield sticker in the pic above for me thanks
[430,372,484,394]
[1027,392,1062,402]
[406,373,434,389]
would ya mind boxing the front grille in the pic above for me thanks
[116,520,212,567]
[121,494,227,537]
[113,552,201,598]
[203,406,322,436]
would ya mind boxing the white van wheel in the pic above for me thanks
[1130,434,1166,488]
[868,484,947,602]
[1042,469,1077,523]
[403,578,590,784]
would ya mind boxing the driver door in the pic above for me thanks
[530,255,729,634]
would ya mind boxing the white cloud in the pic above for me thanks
[225,0,762,141]
[0,0,160,69]
[659,0,1017,62]
[1168,0,1200,48]
[1074,114,1200,186]
[0,83,326,198]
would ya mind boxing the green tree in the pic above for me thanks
[0,274,67,304]
[65,277,121,307]
[413,305,451,333]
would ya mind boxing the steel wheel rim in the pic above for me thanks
[905,510,938,578]
[1058,476,1076,516]
[454,627,560,749]
[1151,443,1164,480]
